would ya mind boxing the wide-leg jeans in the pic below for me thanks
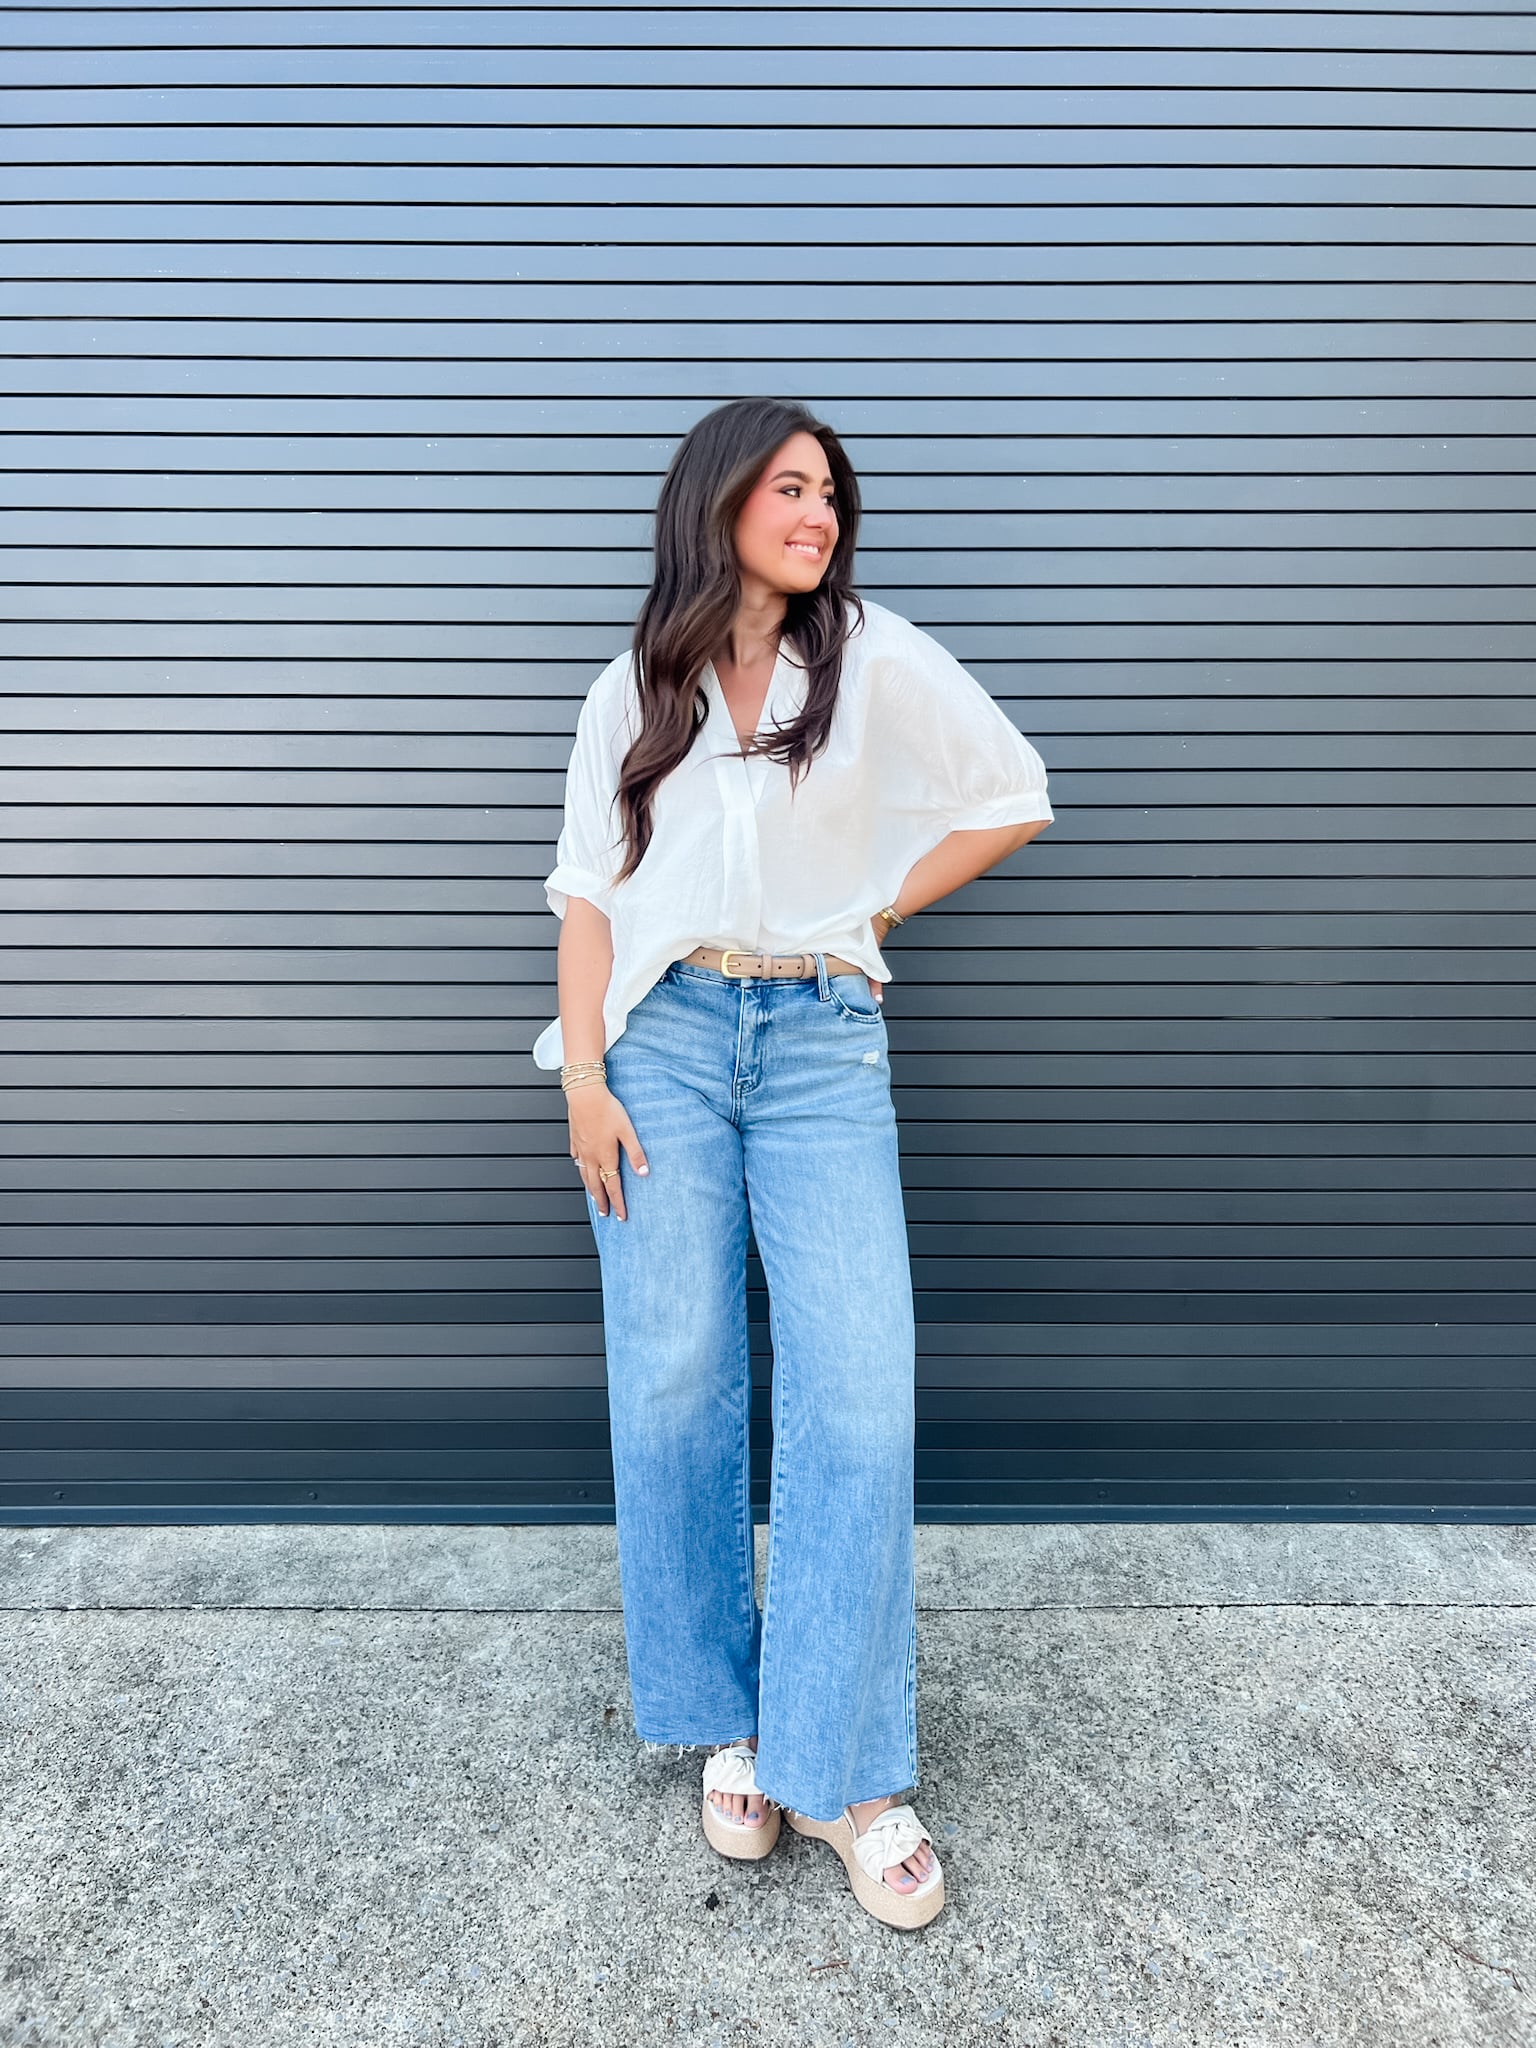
[583,951,919,1823]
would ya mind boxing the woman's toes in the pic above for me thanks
[706,1743,764,1827]
[709,1789,763,1827]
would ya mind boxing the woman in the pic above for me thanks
[532,397,1054,1929]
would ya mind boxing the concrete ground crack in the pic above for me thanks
[1417,1920,1528,1998]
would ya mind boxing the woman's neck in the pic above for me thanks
[721,598,786,670]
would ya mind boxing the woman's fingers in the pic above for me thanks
[586,1137,648,1222]
[619,1117,650,1179]
[572,1147,618,1219]
[581,1157,620,1220]
[568,1089,645,1221]
[587,1115,649,1221]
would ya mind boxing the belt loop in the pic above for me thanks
[812,950,830,1002]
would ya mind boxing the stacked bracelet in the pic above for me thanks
[875,903,907,930]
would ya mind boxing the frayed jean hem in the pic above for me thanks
[636,1734,755,1756]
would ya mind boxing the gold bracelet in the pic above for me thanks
[875,903,907,929]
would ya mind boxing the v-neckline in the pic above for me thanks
[702,644,795,809]
[705,642,785,749]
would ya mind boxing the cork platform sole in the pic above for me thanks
[785,1804,945,1928]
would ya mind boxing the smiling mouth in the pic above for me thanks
[786,542,823,556]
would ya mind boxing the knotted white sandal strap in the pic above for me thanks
[846,1803,934,1886]
[701,1743,769,1804]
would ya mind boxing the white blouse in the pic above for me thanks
[531,596,1054,1071]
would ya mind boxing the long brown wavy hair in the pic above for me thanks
[609,397,865,886]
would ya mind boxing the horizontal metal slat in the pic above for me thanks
[17,280,1536,321]
[5,803,1520,849]
[3,1219,1532,1259]
[7,479,1535,519]
[1,663,1533,706]
[8,544,1532,590]
[8,8,1534,55]
[3,1182,1532,1221]
[6,366,1536,419]
[0,1428,1531,1480]
[5,46,1533,86]
[1,1114,1533,1161]
[1,1162,1530,1206]
[1,1008,1532,1053]
[6,395,1533,432]
[3,1049,1534,1093]
[9,909,1536,946]
[6,880,1536,920]
[1,1314,1526,1360]
[7,434,1534,476]
[2,1378,1531,1425]
[4,1079,1536,1123]
[0,764,1528,807]
[4,834,1529,879]
[11,510,1536,552]
[0,729,1532,770]
[3,935,1534,976]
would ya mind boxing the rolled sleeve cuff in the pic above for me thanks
[543,861,614,920]
[946,792,1055,832]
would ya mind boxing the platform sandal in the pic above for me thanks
[786,1800,945,1928]
[700,1740,781,1859]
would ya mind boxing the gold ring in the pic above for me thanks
[598,1167,618,1180]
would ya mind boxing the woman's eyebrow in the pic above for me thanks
[768,468,836,486]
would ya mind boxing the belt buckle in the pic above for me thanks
[719,946,751,978]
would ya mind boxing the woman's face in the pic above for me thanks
[731,430,840,596]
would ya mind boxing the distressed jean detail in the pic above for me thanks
[586,952,920,1823]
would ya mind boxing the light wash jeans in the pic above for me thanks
[584,951,919,1823]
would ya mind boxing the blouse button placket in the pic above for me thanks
[706,659,774,946]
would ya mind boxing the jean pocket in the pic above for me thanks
[826,974,884,1024]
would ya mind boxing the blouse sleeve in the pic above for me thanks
[892,622,1055,833]
[542,659,632,920]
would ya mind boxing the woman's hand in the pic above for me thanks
[867,915,888,1004]
[567,1082,649,1221]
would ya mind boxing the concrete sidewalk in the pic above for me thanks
[1,1521,1532,2048]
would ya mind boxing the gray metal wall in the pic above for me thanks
[2,4,1532,1522]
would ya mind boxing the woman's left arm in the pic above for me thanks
[868,617,1058,996]
[888,817,1051,921]
[865,817,1051,995]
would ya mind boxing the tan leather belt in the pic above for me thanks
[681,943,864,980]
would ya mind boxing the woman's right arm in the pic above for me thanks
[557,894,615,1066]
[558,895,648,1221]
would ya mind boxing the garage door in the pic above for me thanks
[3,2,1531,1520]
